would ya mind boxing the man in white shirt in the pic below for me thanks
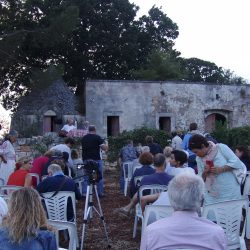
[140,173,227,250]
[61,118,76,133]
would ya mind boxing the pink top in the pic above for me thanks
[140,211,227,250]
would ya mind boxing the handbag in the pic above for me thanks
[218,144,247,185]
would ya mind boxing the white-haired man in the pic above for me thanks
[140,173,227,250]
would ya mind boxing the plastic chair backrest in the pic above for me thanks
[132,163,142,174]
[202,198,248,249]
[139,184,168,201]
[48,219,78,250]
[30,173,40,186]
[41,191,76,222]
[133,175,144,187]
[142,204,174,233]
[122,161,134,180]
[0,185,22,195]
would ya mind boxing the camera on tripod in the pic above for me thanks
[77,160,102,183]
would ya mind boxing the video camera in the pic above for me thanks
[76,160,102,183]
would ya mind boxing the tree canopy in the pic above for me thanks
[0,0,246,111]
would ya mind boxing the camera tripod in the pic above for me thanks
[80,179,111,250]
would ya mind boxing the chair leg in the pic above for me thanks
[124,179,128,196]
[133,215,138,238]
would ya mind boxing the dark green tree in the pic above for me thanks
[0,1,179,111]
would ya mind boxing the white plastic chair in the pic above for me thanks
[30,173,40,186]
[41,191,76,223]
[243,174,250,239]
[142,204,174,234]
[202,198,248,250]
[48,219,78,250]
[133,184,168,238]
[122,161,134,196]
[0,185,22,195]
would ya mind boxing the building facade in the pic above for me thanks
[85,80,250,137]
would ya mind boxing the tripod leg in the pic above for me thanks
[81,185,92,250]
[94,184,111,248]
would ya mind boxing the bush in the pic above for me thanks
[212,124,250,149]
[107,127,170,163]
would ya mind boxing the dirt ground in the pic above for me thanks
[76,168,140,250]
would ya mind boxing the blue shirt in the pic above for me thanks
[141,172,172,187]
[0,229,57,250]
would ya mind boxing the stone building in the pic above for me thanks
[11,79,84,136]
[85,80,250,137]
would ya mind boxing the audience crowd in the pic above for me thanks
[0,120,249,249]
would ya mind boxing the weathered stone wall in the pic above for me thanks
[85,80,250,137]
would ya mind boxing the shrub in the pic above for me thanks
[107,127,170,163]
[212,124,250,149]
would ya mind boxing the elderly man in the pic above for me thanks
[37,164,81,221]
[140,173,227,250]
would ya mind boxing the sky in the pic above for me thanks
[130,0,250,82]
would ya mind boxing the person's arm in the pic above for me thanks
[141,193,160,213]
[24,174,32,187]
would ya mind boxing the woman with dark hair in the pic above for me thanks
[0,187,57,249]
[189,134,242,204]
[130,152,155,197]
[235,145,250,171]
[0,130,18,184]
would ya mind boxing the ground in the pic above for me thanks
[76,168,140,250]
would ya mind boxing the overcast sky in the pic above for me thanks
[130,0,250,82]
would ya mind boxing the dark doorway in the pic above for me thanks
[107,116,120,136]
[205,113,226,132]
[159,117,171,133]
[43,116,56,133]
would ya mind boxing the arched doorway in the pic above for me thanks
[43,110,56,133]
[205,113,226,132]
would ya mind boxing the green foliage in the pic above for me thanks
[18,123,40,138]
[212,124,250,149]
[107,127,170,162]
[132,49,185,80]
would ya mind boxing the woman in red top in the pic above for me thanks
[7,156,33,187]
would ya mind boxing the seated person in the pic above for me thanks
[61,118,76,132]
[7,156,33,187]
[37,164,82,221]
[0,188,57,250]
[130,152,155,197]
[145,136,163,156]
[140,173,227,250]
[30,150,52,186]
[117,153,172,215]
[141,150,195,212]
[119,140,139,192]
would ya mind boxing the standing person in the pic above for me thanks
[182,122,201,171]
[140,173,227,250]
[7,156,33,187]
[171,130,183,150]
[0,188,57,250]
[81,125,108,197]
[189,134,242,205]
[119,140,139,192]
[145,136,162,156]
[60,118,76,133]
[0,130,18,184]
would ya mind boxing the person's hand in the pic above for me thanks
[203,164,211,174]
[210,166,223,175]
